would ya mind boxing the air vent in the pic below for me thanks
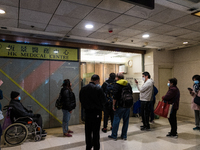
[188,0,200,3]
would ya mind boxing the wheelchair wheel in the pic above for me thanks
[4,123,28,145]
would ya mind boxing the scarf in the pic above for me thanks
[193,83,200,93]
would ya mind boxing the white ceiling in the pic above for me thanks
[0,0,200,50]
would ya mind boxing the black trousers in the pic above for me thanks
[140,101,150,128]
[168,109,177,135]
[85,109,102,150]
[103,107,114,128]
[32,114,43,129]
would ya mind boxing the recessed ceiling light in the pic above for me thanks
[85,24,93,29]
[142,34,149,38]
[183,42,188,44]
[0,9,5,14]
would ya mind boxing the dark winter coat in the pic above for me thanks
[79,82,106,110]
[61,87,76,112]
[162,86,180,110]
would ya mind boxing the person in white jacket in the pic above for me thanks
[135,72,154,131]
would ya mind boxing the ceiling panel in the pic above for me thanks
[96,24,125,34]
[68,28,93,37]
[0,5,18,19]
[150,35,176,42]
[0,18,17,27]
[109,15,143,27]
[20,0,61,14]
[178,32,200,39]
[184,22,200,32]
[121,38,143,44]
[133,32,159,39]
[148,8,187,23]
[84,8,120,24]
[19,20,47,31]
[55,1,93,19]
[97,0,134,13]
[166,28,192,36]
[88,32,113,39]
[49,15,81,28]
[19,9,52,24]
[75,20,105,31]
[149,24,178,34]
[45,25,72,34]
[125,4,167,19]
[0,0,19,7]
[66,0,102,7]
[130,20,162,31]
[105,35,129,42]
[167,15,200,27]
[118,29,143,37]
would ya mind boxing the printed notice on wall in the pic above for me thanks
[0,42,78,61]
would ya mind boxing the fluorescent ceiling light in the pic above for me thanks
[0,9,5,14]
[85,24,93,29]
[183,42,188,44]
[142,34,149,38]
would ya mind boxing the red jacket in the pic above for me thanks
[162,86,180,110]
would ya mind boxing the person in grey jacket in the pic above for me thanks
[9,91,46,134]
[135,72,154,131]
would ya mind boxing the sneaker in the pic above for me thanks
[102,128,107,133]
[171,134,178,138]
[145,127,151,131]
[68,130,73,133]
[121,136,127,140]
[140,127,146,131]
[140,126,145,128]
[193,127,200,130]
[150,120,154,124]
[166,132,172,137]
[63,133,72,137]
[108,135,117,141]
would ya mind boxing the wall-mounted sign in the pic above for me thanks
[0,42,78,61]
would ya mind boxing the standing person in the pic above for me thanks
[79,74,106,150]
[101,73,116,133]
[60,79,76,137]
[162,78,180,138]
[0,79,3,142]
[149,85,158,123]
[108,73,133,140]
[135,72,154,131]
[189,75,200,130]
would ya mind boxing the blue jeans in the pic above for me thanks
[62,109,71,134]
[111,107,130,139]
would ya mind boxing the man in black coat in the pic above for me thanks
[9,91,46,134]
[79,74,106,150]
[101,73,116,133]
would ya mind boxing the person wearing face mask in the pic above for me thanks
[162,78,180,138]
[135,72,154,131]
[189,75,200,131]
[9,91,46,135]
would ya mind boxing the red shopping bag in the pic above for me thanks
[154,101,171,118]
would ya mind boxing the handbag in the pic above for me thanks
[2,109,12,130]
[154,101,172,118]
[55,93,63,110]
[194,94,200,106]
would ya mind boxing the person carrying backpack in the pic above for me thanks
[101,73,116,133]
[108,73,133,140]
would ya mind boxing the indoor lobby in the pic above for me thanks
[1,0,200,150]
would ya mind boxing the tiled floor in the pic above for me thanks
[1,116,200,150]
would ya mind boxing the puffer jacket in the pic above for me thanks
[61,87,76,111]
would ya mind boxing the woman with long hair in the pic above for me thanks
[61,79,76,137]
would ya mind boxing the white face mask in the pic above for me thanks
[142,77,145,81]
[167,83,170,87]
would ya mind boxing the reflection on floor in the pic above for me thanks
[1,115,200,150]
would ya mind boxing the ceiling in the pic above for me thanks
[1,0,200,51]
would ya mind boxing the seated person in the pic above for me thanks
[9,91,46,134]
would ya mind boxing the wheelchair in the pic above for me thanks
[2,105,47,146]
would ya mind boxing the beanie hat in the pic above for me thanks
[11,91,20,99]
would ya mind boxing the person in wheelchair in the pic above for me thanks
[9,91,47,135]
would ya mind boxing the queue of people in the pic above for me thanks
[4,71,200,150]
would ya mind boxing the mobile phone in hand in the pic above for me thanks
[188,88,193,92]
[134,78,138,83]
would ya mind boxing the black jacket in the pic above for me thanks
[113,80,132,107]
[61,87,76,112]
[79,82,106,110]
[9,99,34,118]
[101,78,116,93]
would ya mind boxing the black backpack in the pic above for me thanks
[55,93,63,110]
[105,82,114,103]
[121,85,133,108]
